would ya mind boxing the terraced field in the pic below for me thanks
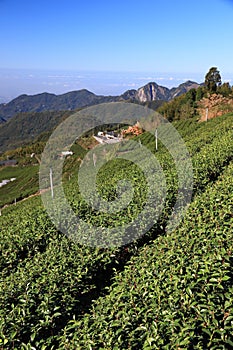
[0,113,232,349]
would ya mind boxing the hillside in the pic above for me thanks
[0,80,201,121]
[1,83,233,153]
[0,80,202,152]
[0,113,232,349]
[0,90,119,121]
[0,110,74,152]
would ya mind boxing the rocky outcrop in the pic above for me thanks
[129,80,201,103]
[135,82,170,102]
[198,93,233,121]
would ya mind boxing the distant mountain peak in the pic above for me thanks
[135,82,170,102]
[169,80,200,99]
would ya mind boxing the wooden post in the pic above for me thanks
[93,153,97,167]
[155,128,158,151]
[50,167,54,199]
[206,108,208,122]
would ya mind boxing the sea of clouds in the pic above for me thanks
[0,68,232,104]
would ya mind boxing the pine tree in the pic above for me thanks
[204,67,222,92]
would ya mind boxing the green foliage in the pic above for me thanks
[217,82,232,97]
[0,110,73,152]
[0,113,232,349]
[157,88,201,121]
[1,142,45,164]
[141,100,165,111]
[0,165,39,207]
[195,86,205,101]
[59,162,233,349]
[158,68,232,122]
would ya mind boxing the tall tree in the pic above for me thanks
[204,67,222,92]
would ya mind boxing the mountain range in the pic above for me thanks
[0,80,200,122]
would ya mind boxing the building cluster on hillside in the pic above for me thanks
[94,122,143,144]
[60,151,74,158]
[94,131,122,144]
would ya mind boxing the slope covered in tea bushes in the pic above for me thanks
[58,161,233,350]
[0,113,232,349]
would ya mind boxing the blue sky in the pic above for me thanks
[0,0,233,99]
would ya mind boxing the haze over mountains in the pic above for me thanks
[0,80,200,122]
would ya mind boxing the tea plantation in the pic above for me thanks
[0,113,232,349]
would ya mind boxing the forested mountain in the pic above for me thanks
[1,75,233,152]
[0,80,201,121]
[0,90,118,121]
[0,110,73,152]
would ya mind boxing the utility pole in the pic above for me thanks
[50,167,54,199]
[93,153,97,167]
[155,128,158,151]
[206,108,208,122]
